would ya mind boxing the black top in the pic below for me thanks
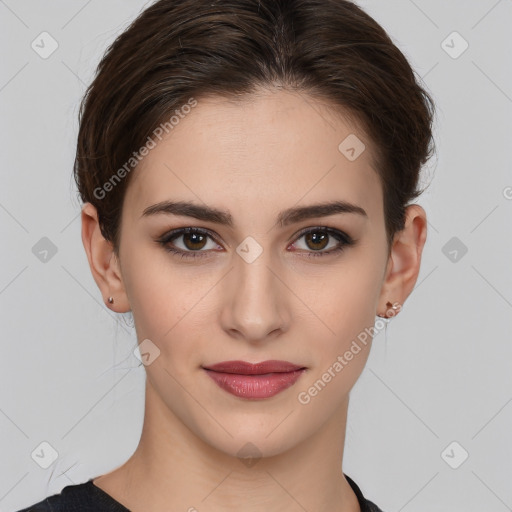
[15,473,384,512]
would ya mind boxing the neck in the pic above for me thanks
[93,377,361,512]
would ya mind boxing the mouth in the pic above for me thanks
[202,360,307,400]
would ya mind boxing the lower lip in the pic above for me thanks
[203,368,306,399]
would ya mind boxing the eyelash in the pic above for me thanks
[156,226,355,260]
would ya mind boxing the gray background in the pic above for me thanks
[1,0,511,510]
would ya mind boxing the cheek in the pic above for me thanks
[122,249,216,365]
[296,248,385,390]
[295,284,378,412]
[304,251,384,340]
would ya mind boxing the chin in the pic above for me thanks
[191,412,312,462]
[209,433,298,462]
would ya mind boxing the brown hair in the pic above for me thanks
[73,0,436,257]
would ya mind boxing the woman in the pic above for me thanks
[17,0,435,510]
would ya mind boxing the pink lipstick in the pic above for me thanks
[202,360,306,399]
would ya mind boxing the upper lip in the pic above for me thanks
[203,360,305,375]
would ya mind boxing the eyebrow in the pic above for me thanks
[140,199,368,227]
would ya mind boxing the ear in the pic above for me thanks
[81,202,131,312]
[377,204,428,317]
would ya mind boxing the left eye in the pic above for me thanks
[157,226,354,260]
[289,227,354,257]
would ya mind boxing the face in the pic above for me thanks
[114,88,391,457]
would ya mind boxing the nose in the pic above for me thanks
[220,250,290,343]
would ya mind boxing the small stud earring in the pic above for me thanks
[377,300,400,318]
[108,297,114,304]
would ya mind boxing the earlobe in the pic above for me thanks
[377,204,427,316]
[80,202,130,312]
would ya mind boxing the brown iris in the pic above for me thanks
[183,232,208,250]
[304,231,329,251]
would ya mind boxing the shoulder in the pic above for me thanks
[15,481,89,512]
[14,479,130,512]
[344,473,387,512]
[15,498,55,512]
[364,500,387,512]
[16,491,74,512]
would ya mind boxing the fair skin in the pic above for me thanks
[81,87,427,512]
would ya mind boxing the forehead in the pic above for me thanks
[124,88,383,226]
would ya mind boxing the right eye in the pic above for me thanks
[156,227,223,259]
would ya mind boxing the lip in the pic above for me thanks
[202,360,306,399]
[203,360,304,374]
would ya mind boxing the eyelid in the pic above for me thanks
[158,225,352,246]
[158,226,223,244]
[289,225,354,245]
[157,225,355,259]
